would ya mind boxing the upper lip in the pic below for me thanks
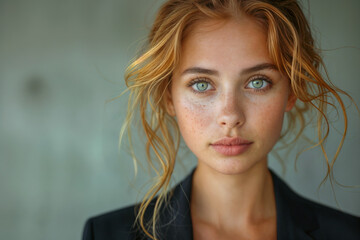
[211,137,252,146]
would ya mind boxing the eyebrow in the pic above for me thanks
[241,63,278,75]
[182,67,219,76]
[181,63,278,76]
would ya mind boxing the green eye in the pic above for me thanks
[195,82,209,91]
[251,80,264,88]
[188,79,213,93]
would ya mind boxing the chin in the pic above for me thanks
[208,157,264,175]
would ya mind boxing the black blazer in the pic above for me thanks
[83,169,360,239]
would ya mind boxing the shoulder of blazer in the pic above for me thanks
[82,204,140,240]
[271,170,360,240]
[82,169,195,240]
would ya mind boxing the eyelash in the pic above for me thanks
[187,75,273,94]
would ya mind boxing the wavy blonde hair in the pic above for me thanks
[121,0,353,239]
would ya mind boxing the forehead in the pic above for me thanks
[177,17,272,73]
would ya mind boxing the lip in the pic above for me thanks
[210,137,253,156]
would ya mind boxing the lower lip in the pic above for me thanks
[211,144,252,156]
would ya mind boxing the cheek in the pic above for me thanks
[174,97,213,142]
[250,97,287,141]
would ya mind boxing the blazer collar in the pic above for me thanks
[156,168,319,240]
[270,169,319,239]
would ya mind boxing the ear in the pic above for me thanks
[285,91,297,112]
[165,87,176,116]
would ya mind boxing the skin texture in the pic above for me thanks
[167,17,296,239]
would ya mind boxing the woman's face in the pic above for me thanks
[167,17,296,175]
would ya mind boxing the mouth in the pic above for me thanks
[210,137,253,156]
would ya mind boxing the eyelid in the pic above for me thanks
[247,74,272,83]
[187,77,212,86]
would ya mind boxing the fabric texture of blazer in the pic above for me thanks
[83,169,360,239]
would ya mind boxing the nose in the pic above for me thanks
[216,91,245,128]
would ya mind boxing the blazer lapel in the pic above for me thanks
[271,170,319,240]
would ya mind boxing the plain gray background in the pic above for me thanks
[0,0,359,239]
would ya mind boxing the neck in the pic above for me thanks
[190,160,276,229]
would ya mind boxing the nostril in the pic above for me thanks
[221,121,240,126]
[219,119,244,128]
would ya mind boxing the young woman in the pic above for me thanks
[83,0,360,239]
